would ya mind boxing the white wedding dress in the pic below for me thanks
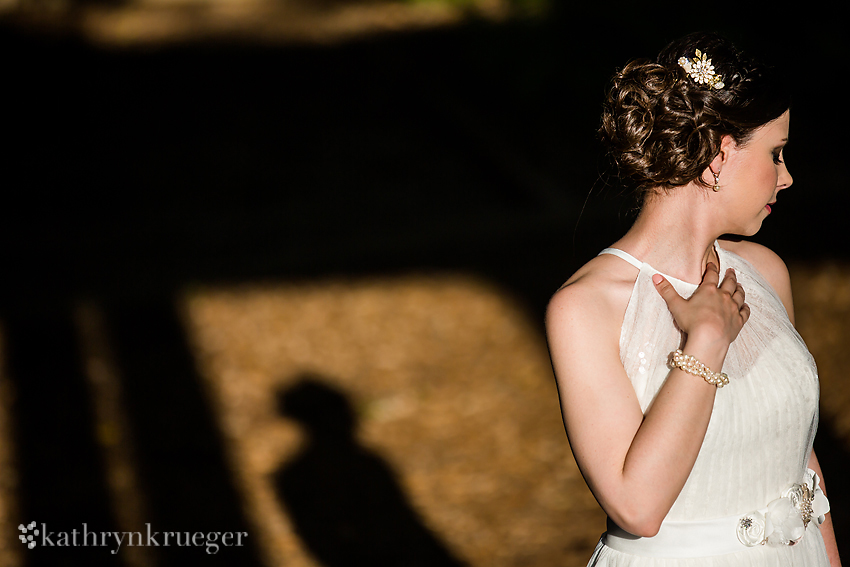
[587,243,830,566]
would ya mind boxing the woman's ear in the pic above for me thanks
[712,134,736,171]
[704,135,735,185]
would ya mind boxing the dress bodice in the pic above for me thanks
[602,243,819,520]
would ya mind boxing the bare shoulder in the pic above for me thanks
[546,254,639,351]
[719,238,794,321]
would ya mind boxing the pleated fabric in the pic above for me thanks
[588,243,829,566]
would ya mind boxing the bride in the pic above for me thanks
[546,31,841,565]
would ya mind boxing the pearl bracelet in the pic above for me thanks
[669,349,729,388]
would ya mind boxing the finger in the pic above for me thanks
[653,273,686,312]
[732,283,745,306]
[740,302,751,324]
[719,268,738,294]
[701,262,720,288]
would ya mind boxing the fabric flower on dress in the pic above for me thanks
[784,469,831,527]
[814,490,830,525]
[736,468,830,547]
[764,497,806,545]
[736,511,766,546]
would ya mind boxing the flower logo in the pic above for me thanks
[18,522,39,549]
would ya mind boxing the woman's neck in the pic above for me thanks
[613,188,724,283]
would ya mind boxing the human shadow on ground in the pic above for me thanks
[275,376,466,567]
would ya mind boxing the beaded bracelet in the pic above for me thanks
[669,349,729,388]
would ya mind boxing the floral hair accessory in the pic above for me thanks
[678,49,725,89]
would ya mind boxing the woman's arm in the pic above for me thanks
[809,450,842,567]
[546,262,748,536]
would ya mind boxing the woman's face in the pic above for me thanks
[723,110,793,236]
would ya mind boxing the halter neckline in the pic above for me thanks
[598,242,722,287]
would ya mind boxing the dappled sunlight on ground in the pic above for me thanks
[0,262,847,565]
[179,273,601,567]
[0,0,547,46]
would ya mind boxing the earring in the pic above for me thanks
[712,170,720,192]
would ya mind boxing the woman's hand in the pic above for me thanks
[652,263,750,356]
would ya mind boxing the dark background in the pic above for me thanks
[2,2,847,565]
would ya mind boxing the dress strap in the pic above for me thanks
[598,248,642,270]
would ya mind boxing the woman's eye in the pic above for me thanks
[773,150,784,164]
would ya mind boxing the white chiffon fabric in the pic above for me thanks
[587,244,829,566]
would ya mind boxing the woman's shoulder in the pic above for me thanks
[546,253,640,340]
[718,238,794,319]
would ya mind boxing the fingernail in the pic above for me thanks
[652,274,663,285]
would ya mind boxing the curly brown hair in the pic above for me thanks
[599,31,790,201]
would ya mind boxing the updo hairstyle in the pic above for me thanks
[599,31,790,200]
